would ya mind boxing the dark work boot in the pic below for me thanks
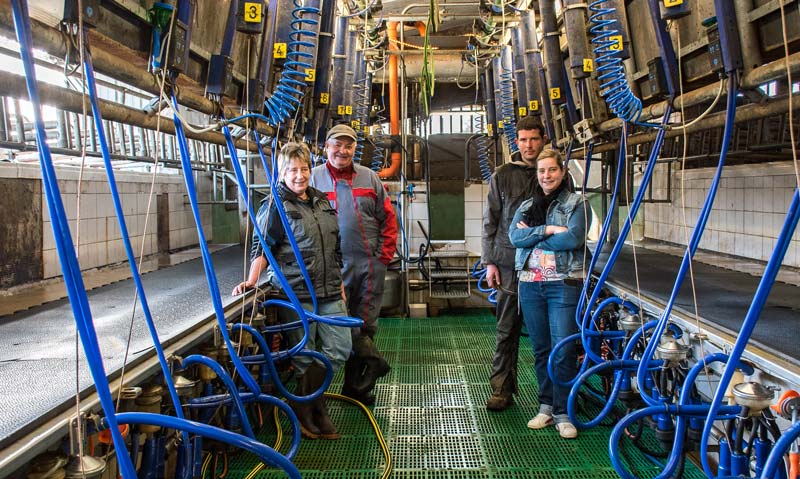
[305,363,339,440]
[290,375,320,439]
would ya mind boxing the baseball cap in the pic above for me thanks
[326,124,357,142]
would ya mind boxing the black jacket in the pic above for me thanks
[481,160,539,269]
[251,182,343,301]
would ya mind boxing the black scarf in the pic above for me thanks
[523,181,566,226]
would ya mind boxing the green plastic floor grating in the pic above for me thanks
[223,310,708,478]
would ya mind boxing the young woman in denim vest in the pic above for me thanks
[508,148,588,439]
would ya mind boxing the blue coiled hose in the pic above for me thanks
[474,113,493,183]
[352,60,370,165]
[497,47,518,154]
[263,0,319,126]
[589,0,642,124]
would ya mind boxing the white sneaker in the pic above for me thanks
[556,422,578,439]
[527,413,554,430]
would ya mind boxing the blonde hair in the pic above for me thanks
[536,148,565,169]
[277,142,312,180]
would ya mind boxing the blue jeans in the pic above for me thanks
[278,298,352,375]
[518,280,579,423]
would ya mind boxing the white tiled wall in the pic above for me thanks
[464,183,489,255]
[1,164,213,279]
[643,162,800,267]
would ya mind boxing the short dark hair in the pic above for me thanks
[516,116,546,138]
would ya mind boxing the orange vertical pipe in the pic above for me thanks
[379,21,401,179]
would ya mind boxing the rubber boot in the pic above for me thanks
[305,362,340,440]
[290,375,320,439]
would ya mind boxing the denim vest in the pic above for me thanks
[509,189,588,279]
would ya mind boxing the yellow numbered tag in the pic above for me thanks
[487,123,493,135]
[320,92,330,105]
[345,105,352,115]
[609,35,623,51]
[497,120,504,129]
[549,88,561,100]
[583,58,594,72]
[518,107,527,117]
[529,100,539,111]
[337,105,346,115]
[304,68,316,82]
[351,120,361,131]
[243,2,262,22]
[664,0,683,6]
[273,43,287,59]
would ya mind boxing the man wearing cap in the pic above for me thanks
[310,124,398,405]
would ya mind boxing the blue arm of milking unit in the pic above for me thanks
[701,188,800,477]
[221,123,318,314]
[762,419,800,479]
[115,413,301,479]
[9,2,136,477]
[576,129,625,327]
[82,45,189,445]
[636,76,736,408]
[579,296,637,363]
[220,0,239,57]
[170,94,265,397]
[609,404,742,479]
[645,0,678,100]
[261,299,362,329]
[181,355,256,439]
[578,108,670,360]
[231,323,333,402]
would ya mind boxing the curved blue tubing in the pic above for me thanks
[636,75,737,408]
[115,413,301,479]
[589,0,643,124]
[609,404,742,479]
[573,109,671,387]
[10,2,136,476]
[565,319,660,428]
[701,188,800,478]
[232,323,332,402]
[82,44,189,446]
[263,0,320,126]
[222,124,318,314]
[611,354,754,479]
[575,128,626,329]
[182,355,256,439]
[763,418,800,479]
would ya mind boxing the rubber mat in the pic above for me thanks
[224,310,708,479]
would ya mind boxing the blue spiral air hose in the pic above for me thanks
[497,48,519,154]
[263,0,320,126]
[474,113,493,183]
[589,0,643,124]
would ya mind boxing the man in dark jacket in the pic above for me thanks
[482,116,547,410]
[311,124,398,405]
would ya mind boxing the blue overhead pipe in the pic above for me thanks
[636,75,737,407]
[9,1,136,476]
[702,187,800,478]
[82,38,189,445]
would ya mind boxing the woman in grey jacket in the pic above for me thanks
[508,148,588,439]
[233,142,350,440]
